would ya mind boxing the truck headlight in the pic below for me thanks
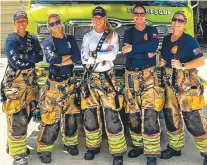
[38,24,49,35]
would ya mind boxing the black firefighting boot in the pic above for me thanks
[13,154,28,165]
[147,157,157,165]
[64,144,79,156]
[128,146,144,158]
[113,156,123,165]
[84,148,100,160]
[38,151,52,164]
[160,145,181,159]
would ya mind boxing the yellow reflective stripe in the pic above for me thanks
[109,143,127,150]
[8,137,27,156]
[143,136,160,153]
[129,130,143,147]
[85,129,102,148]
[107,132,127,154]
[109,142,127,153]
[86,139,102,144]
[167,131,185,150]
[110,146,127,153]
[37,144,54,153]
[86,139,102,146]
[62,131,78,146]
[195,138,207,153]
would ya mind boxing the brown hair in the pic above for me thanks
[172,11,187,23]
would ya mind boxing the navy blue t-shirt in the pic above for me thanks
[123,26,159,68]
[161,33,203,68]
[42,35,81,75]
[5,32,43,69]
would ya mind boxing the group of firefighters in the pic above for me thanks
[1,4,207,165]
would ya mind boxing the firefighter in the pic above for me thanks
[81,6,127,165]
[2,11,43,165]
[122,5,165,165]
[36,14,81,163]
[160,11,207,165]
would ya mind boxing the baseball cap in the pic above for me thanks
[92,6,106,17]
[13,11,28,21]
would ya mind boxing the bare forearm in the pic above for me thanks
[184,56,205,69]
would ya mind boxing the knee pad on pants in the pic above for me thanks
[84,108,99,131]
[65,114,77,136]
[144,109,160,135]
[105,108,122,134]
[40,121,60,145]
[183,111,206,137]
[163,108,177,132]
[12,108,28,136]
[128,112,141,134]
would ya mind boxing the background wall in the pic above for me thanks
[1,0,28,55]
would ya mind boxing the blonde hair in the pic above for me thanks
[47,13,61,26]
[105,18,114,41]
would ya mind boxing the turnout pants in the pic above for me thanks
[2,68,39,156]
[37,77,80,153]
[163,68,207,156]
[81,69,127,156]
[124,67,165,155]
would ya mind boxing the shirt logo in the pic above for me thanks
[144,33,148,41]
[171,46,178,54]
[153,33,159,39]
[94,9,103,13]
[193,47,201,56]
[67,42,71,48]
[10,50,14,54]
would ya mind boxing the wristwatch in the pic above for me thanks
[181,63,185,71]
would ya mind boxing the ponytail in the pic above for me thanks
[105,21,114,41]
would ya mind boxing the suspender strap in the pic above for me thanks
[11,32,33,56]
[172,33,185,88]
[103,71,121,109]
[159,34,171,87]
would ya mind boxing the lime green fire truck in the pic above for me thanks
[24,0,197,48]
[22,0,202,89]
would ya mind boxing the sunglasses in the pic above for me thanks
[133,12,146,17]
[49,20,61,27]
[172,18,185,23]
